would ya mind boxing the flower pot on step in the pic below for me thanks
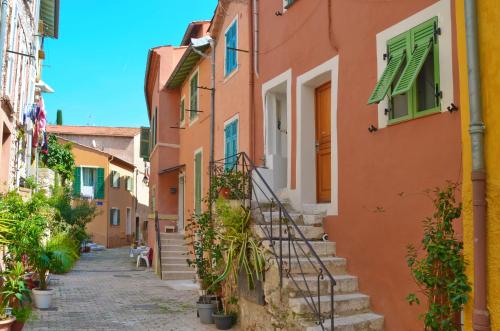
[197,302,216,324]
[0,317,16,331]
[213,313,235,330]
[32,288,53,309]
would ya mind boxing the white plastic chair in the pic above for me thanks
[136,247,150,268]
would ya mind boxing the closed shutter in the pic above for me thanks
[72,167,81,197]
[367,34,408,105]
[392,18,436,97]
[140,127,150,161]
[96,168,105,199]
[225,22,237,75]
[225,120,238,170]
[195,152,202,214]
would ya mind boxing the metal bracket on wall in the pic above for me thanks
[368,125,378,133]
[447,103,459,113]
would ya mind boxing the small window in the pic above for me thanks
[111,171,120,188]
[190,73,199,122]
[126,176,134,192]
[225,19,238,76]
[180,98,185,126]
[110,208,120,226]
[368,17,440,124]
[81,167,97,198]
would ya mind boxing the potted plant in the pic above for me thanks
[212,274,238,330]
[186,211,222,324]
[211,170,247,204]
[1,263,31,331]
[30,237,77,309]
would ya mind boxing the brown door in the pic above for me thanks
[315,82,331,203]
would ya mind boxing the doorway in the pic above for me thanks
[315,82,331,203]
[126,208,132,236]
[178,174,185,233]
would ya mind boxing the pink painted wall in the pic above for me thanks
[253,1,462,330]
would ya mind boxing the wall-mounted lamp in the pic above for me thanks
[142,175,149,186]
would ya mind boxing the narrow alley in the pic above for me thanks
[25,248,219,331]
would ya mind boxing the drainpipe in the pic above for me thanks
[249,0,257,161]
[464,1,490,330]
[208,38,216,213]
[0,0,8,94]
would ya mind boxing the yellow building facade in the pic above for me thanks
[456,1,500,330]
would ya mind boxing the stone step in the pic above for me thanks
[284,275,358,297]
[161,263,192,273]
[262,240,336,257]
[160,245,186,252]
[289,293,370,316]
[262,211,302,223]
[302,214,324,226]
[160,233,184,240]
[303,313,384,331]
[161,270,196,280]
[302,204,329,215]
[161,256,188,264]
[161,250,187,258]
[253,225,325,241]
[160,239,185,246]
[287,257,347,276]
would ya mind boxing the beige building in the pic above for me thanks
[48,126,150,244]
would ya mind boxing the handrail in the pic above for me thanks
[211,152,335,330]
[155,211,163,280]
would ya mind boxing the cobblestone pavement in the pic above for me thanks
[25,247,228,331]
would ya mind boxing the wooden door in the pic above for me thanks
[315,82,331,203]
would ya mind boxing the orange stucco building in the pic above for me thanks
[145,0,463,329]
[61,138,136,248]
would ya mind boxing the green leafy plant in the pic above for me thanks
[406,183,471,331]
[1,262,31,308]
[41,134,75,184]
[186,210,222,294]
[12,306,32,323]
[210,170,247,200]
[210,198,265,297]
[23,176,38,190]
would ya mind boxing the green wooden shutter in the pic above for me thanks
[392,18,436,97]
[109,209,113,225]
[195,152,202,214]
[140,127,150,160]
[110,171,115,187]
[72,167,81,197]
[180,99,185,123]
[116,172,121,188]
[190,73,198,120]
[285,0,295,8]
[96,168,105,199]
[117,209,121,225]
[367,34,408,105]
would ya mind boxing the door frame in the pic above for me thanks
[178,173,185,233]
[296,56,339,215]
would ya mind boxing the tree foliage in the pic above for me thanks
[406,183,471,331]
[41,134,75,183]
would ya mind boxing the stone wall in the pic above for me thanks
[37,168,55,196]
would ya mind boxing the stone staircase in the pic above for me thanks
[251,202,384,331]
[159,232,196,281]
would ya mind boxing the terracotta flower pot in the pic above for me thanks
[0,317,16,331]
[10,321,24,331]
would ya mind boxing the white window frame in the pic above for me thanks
[374,0,454,129]
[224,15,239,79]
[110,208,120,226]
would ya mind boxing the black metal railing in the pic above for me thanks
[211,152,335,330]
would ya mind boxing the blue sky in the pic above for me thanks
[42,0,218,127]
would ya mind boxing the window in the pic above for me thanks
[368,17,440,124]
[72,167,105,199]
[110,208,120,226]
[194,150,202,215]
[111,171,120,188]
[190,72,199,122]
[224,119,238,170]
[180,98,185,126]
[126,176,134,192]
[225,19,238,76]
[140,127,150,161]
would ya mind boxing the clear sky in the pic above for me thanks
[42,0,218,127]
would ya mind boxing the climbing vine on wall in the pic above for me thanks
[406,183,471,331]
[41,135,75,184]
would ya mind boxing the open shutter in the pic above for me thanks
[96,168,105,199]
[392,18,436,97]
[72,167,81,197]
[367,35,408,105]
[109,209,113,225]
[180,99,185,123]
[117,209,121,225]
[190,74,198,120]
[140,127,150,160]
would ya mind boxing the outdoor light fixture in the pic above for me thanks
[142,175,149,186]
